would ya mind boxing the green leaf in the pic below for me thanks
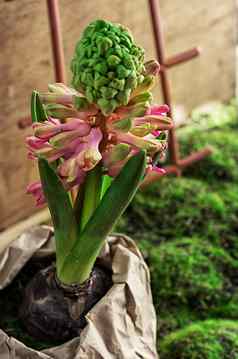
[60,150,146,284]
[78,164,103,232]
[31,92,78,275]
[100,175,113,199]
[31,91,48,123]
[38,160,78,273]
[73,183,86,224]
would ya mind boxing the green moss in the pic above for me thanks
[150,238,235,306]
[116,101,238,355]
[119,178,238,255]
[175,100,238,185]
[160,320,238,359]
[209,293,238,319]
[178,99,238,136]
[117,174,238,337]
[157,306,201,339]
[147,238,238,336]
[179,129,238,185]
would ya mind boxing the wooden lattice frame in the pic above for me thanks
[144,0,211,185]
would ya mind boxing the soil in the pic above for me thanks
[0,256,112,350]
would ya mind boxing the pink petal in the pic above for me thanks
[61,167,86,190]
[152,166,166,174]
[26,181,46,207]
[36,194,46,207]
[152,130,161,137]
[26,181,42,194]
[86,127,103,148]
[76,148,102,171]
[106,149,139,177]
[48,117,61,125]
[61,118,91,135]
[146,104,169,116]
[27,151,37,160]
[26,136,47,150]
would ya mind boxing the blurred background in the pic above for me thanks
[0,0,236,231]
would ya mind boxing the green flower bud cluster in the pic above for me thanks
[71,19,145,115]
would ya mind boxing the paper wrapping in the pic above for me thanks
[0,226,158,359]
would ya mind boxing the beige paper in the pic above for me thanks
[0,226,158,358]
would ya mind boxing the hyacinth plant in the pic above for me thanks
[26,19,172,286]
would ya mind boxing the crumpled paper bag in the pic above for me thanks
[0,226,158,358]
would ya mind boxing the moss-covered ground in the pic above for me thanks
[161,320,238,359]
[118,99,238,358]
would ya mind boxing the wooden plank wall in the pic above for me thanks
[0,0,236,230]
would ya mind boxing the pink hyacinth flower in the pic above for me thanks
[26,136,48,150]
[74,127,103,171]
[116,132,163,155]
[58,127,103,184]
[33,117,91,140]
[132,114,172,132]
[29,118,93,164]
[58,158,86,188]
[26,181,46,207]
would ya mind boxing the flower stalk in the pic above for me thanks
[79,164,102,231]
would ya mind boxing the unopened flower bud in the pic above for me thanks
[71,19,145,114]
[40,93,74,105]
[116,103,149,119]
[129,92,153,106]
[97,98,118,116]
[77,148,102,171]
[134,115,173,130]
[144,60,160,76]
[103,144,131,168]
[44,104,78,119]
[130,123,153,137]
[116,132,161,154]
[48,83,79,95]
[131,76,156,97]
[111,118,132,132]
[49,129,87,148]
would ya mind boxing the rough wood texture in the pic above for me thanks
[0,0,235,229]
